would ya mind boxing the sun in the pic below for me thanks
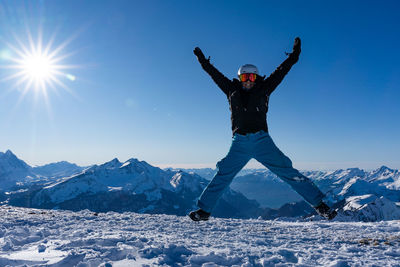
[14,49,60,94]
[1,29,77,97]
[23,52,53,82]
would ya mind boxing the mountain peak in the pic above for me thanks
[0,149,26,165]
[126,158,154,169]
[346,167,362,172]
[377,165,392,172]
[126,158,140,164]
[0,150,33,189]
[1,149,17,159]
[370,165,394,176]
[99,158,122,169]
[5,149,14,156]
[123,158,162,174]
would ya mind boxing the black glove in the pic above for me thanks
[285,37,301,60]
[193,47,207,63]
[292,37,301,57]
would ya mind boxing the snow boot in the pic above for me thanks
[189,209,210,221]
[314,202,337,220]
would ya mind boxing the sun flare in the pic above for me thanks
[1,29,77,97]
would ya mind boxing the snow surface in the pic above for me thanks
[0,206,399,266]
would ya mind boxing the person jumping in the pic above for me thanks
[189,37,337,221]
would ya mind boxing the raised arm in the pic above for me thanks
[263,37,301,96]
[194,47,232,96]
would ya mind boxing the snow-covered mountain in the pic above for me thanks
[185,166,400,221]
[187,167,397,209]
[175,168,265,181]
[8,157,261,219]
[338,194,400,222]
[2,150,400,221]
[180,168,304,208]
[32,161,85,179]
[366,165,400,189]
[0,150,38,190]
[167,168,216,180]
[230,170,303,208]
[0,150,83,190]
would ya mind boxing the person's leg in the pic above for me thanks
[197,134,251,213]
[254,132,325,207]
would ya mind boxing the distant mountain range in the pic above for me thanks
[168,168,302,208]
[1,150,400,221]
[0,150,85,189]
[0,150,260,219]
[184,167,400,204]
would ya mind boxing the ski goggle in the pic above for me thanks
[239,73,257,82]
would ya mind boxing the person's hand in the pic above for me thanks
[285,37,301,62]
[292,37,301,57]
[194,47,206,62]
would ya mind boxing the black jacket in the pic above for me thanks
[198,54,299,135]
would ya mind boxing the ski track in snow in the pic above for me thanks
[0,206,400,266]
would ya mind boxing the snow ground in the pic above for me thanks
[0,206,399,266]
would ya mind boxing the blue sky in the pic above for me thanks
[0,0,399,170]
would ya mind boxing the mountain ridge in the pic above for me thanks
[4,153,261,219]
[1,150,400,221]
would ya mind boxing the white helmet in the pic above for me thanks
[238,64,259,76]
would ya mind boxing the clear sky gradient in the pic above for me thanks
[0,0,399,170]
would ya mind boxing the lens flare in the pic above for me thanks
[66,74,76,81]
[0,49,12,60]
